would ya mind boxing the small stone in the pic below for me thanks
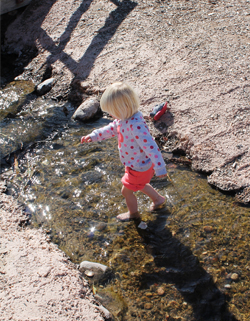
[204,226,213,233]
[231,273,239,281]
[36,78,55,95]
[144,303,152,310]
[138,221,147,229]
[96,222,107,231]
[168,300,178,307]
[85,270,94,277]
[37,266,52,277]
[79,261,108,273]
[157,287,165,296]
[145,292,153,297]
[224,284,231,289]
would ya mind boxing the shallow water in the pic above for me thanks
[1,82,250,321]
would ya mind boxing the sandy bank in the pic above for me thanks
[0,182,111,320]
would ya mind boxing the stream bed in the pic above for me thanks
[1,81,250,321]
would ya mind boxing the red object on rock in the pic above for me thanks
[150,102,168,121]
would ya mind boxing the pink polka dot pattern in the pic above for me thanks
[88,111,166,177]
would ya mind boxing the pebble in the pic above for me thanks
[231,273,239,281]
[84,270,94,277]
[36,78,55,95]
[204,226,213,233]
[157,287,165,296]
[96,222,107,231]
[144,303,152,310]
[79,261,108,273]
[138,221,148,230]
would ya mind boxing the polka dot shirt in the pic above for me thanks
[89,111,167,176]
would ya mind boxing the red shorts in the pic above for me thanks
[121,164,155,192]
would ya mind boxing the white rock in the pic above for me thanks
[79,261,108,273]
[36,78,55,95]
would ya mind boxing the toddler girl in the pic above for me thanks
[81,82,167,221]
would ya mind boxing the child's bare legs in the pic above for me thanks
[117,184,166,221]
[116,186,140,221]
[141,183,165,211]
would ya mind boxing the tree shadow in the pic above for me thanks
[37,1,137,80]
[1,1,137,166]
[37,0,137,102]
[133,211,238,321]
[1,0,58,85]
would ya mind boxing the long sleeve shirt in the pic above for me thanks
[89,111,167,176]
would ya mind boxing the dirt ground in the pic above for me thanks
[1,0,250,319]
[0,182,111,320]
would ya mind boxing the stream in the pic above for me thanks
[1,81,249,321]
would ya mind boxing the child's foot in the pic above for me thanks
[149,197,166,211]
[116,211,140,221]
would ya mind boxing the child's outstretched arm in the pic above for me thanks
[81,119,119,144]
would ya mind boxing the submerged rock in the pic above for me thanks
[72,97,102,122]
[231,273,239,281]
[85,270,95,278]
[80,261,108,273]
[79,261,113,285]
[204,226,213,233]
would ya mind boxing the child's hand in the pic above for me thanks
[81,136,92,143]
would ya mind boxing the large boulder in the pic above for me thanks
[72,97,102,122]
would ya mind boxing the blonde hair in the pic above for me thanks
[100,82,139,120]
